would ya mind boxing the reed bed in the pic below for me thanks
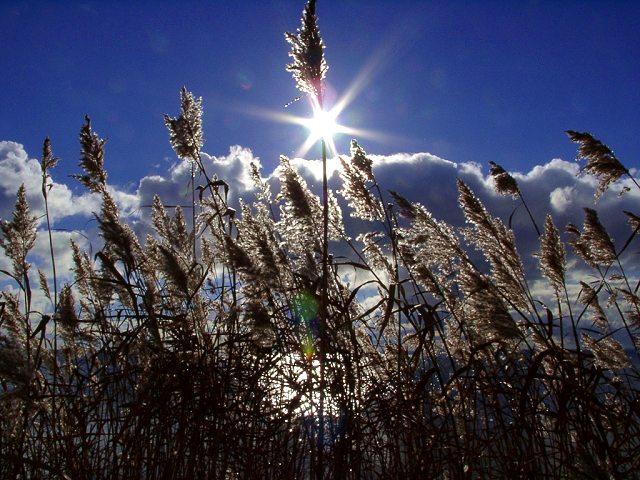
[2,1,639,478]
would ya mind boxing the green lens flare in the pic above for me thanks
[293,290,319,360]
[293,290,319,322]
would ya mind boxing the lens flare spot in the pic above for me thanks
[302,334,315,361]
[293,291,319,361]
[236,72,253,91]
[293,290,319,322]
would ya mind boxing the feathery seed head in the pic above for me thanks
[339,155,384,221]
[56,284,78,331]
[578,281,609,330]
[566,130,628,200]
[624,210,640,232]
[279,157,313,219]
[164,86,203,162]
[97,191,142,268]
[250,161,272,202]
[285,0,327,100]
[489,161,519,198]
[582,334,630,370]
[538,215,566,292]
[618,288,640,328]
[224,234,257,276]
[389,191,416,220]
[0,332,30,390]
[0,185,38,281]
[74,116,107,193]
[458,179,527,308]
[582,208,616,263]
[246,300,276,349]
[567,208,616,267]
[458,179,492,232]
[459,265,521,341]
[350,140,374,181]
[157,244,191,299]
[41,137,58,173]
[358,231,394,278]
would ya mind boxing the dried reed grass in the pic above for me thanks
[1,2,639,478]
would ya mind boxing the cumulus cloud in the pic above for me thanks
[295,151,638,252]
[0,142,135,310]
[2,139,638,317]
[0,142,263,312]
[133,145,260,238]
[550,186,576,213]
[137,145,258,210]
[276,149,639,313]
[248,149,636,311]
[0,141,102,224]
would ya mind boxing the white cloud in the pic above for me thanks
[0,142,140,313]
[281,150,639,308]
[0,141,41,195]
[0,228,90,315]
[0,141,106,225]
[30,230,89,282]
[2,140,638,321]
[550,186,575,213]
[136,146,258,214]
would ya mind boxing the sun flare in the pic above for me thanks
[303,109,340,142]
[234,42,403,161]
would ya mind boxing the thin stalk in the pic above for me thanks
[317,130,328,480]
[191,161,197,261]
[517,188,541,237]
[41,139,60,462]
[42,190,58,310]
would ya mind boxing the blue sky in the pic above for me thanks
[2,0,639,189]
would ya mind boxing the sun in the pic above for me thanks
[233,42,404,160]
[303,108,340,142]
[292,99,354,159]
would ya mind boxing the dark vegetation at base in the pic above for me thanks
[1,2,640,478]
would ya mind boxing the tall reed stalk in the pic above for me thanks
[286,1,330,476]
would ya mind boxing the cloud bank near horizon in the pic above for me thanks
[1,139,638,312]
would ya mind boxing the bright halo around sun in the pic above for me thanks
[294,101,350,159]
[304,108,340,142]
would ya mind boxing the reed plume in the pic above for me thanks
[567,130,630,199]
[285,0,327,100]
